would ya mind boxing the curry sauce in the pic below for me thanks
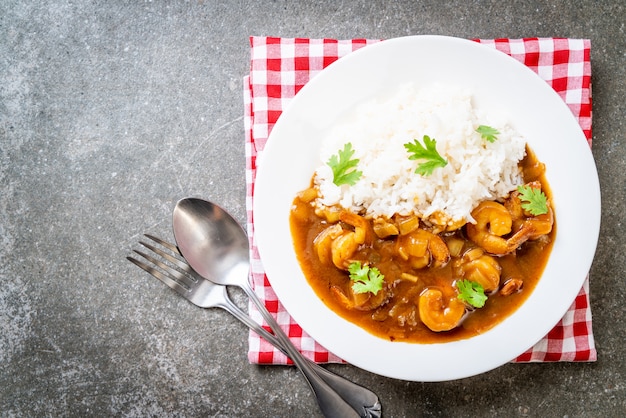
[290,147,555,343]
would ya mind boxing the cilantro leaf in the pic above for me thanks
[476,125,500,143]
[456,279,488,308]
[348,261,384,295]
[404,135,448,176]
[326,142,363,186]
[517,185,549,215]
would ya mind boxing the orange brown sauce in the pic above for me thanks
[290,147,555,343]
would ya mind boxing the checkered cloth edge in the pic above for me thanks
[244,36,595,365]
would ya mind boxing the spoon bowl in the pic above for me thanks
[172,198,249,287]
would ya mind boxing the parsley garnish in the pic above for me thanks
[327,142,363,186]
[517,185,549,215]
[476,125,500,143]
[348,261,384,295]
[404,135,448,176]
[457,279,488,308]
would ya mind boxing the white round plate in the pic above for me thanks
[253,35,600,381]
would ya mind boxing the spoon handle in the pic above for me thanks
[241,283,364,418]
[218,296,382,418]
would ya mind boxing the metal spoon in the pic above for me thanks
[172,197,381,418]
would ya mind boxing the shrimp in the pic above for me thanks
[418,287,466,332]
[454,247,501,293]
[466,201,535,255]
[396,227,451,269]
[331,283,389,311]
[313,223,343,266]
[339,210,370,246]
[313,210,371,269]
[505,182,554,240]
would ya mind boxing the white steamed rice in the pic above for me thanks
[314,83,527,224]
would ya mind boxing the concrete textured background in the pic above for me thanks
[1,1,624,417]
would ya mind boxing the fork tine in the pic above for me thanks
[144,234,180,255]
[135,248,196,287]
[127,255,191,295]
[139,238,196,279]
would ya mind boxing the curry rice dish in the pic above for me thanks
[289,84,555,343]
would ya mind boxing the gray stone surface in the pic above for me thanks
[1,1,624,416]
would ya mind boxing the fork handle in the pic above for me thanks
[219,297,382,418]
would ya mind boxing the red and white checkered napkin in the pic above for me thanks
[243,36,596,365]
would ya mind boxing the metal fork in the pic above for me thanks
[127,234,382,418]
